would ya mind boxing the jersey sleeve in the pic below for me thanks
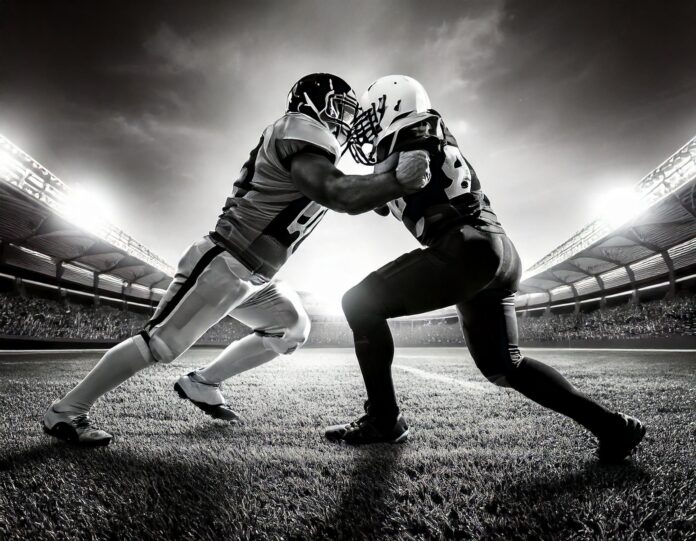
[274,113,341,167]
[375,113,443,162]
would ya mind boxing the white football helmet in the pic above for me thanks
[347,75,432,164]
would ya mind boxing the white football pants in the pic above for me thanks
[142,236,310,364]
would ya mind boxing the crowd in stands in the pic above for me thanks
[0,291,251,343]
[0,293,148,340]
[517,294,696,342]
[1,290,695,346]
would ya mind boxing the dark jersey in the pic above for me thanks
[375,111,504,245]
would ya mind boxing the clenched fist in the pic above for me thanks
[395,150,431,192]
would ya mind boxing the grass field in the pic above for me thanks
[0,347,694,540]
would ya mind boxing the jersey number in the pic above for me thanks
[441,145,472,200]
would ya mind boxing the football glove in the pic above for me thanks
[395,150,431,192]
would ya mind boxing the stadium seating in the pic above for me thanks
[3,290,694,347]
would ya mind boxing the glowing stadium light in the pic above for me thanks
[0,133,176,276]
[593,185,649,229]
[0,147,18,179]
[62,185,117,239]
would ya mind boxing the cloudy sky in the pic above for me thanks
[1,0,695,305]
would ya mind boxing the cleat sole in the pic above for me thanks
[393,429,410,443]
[326,426,410,445]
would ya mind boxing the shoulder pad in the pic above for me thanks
[375,112,443,162]
[274,113,340,164]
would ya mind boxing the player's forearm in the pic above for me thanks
[330,172,407,215]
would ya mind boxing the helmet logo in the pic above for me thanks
[286,73,359,146]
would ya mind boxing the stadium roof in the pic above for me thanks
[519,135,696,302]
[0,135,174,292]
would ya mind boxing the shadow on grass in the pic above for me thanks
[480,459,651,538]
[0,442,261,539]
[491,459,650,502]
[307,444,404,541]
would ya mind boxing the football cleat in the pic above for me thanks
[596,412,646,463]
[325,413,409,444]
[174,371,241,423]
[42,402,112,446]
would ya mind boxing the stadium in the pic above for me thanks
[2,133,695,351]
[1,1,695,538]
[1,131,695,538]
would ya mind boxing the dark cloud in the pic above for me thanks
[1,0,694,299]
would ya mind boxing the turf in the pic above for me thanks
[0,347,694,540]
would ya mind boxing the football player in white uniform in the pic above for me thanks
[43,73,431,446]
[325,75,645,463]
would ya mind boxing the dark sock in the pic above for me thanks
[352,320,399,423]
[507,357,618,438]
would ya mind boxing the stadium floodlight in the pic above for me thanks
[593,185,648,229]
[62,185,116,239]
[0,147,17,180]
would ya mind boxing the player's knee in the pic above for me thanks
[342,277,385,331]
[473,346,524,388]
[484,373,512,388]
[146,333,181,364]
[286,310,311,353]
[258,307,311,355]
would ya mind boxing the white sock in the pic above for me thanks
[197,333,278,383]
[56,335,154,414]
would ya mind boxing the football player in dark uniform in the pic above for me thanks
[325,75,645,462]
[43,73,431,446]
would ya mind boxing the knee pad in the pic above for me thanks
[145,332,179,364]
[342,275,388,332]
[257,311,310,355]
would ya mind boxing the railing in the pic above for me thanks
[0,134,175,276]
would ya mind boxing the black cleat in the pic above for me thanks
[597,412,646,463]
[325,413,409,444]
[174,379,242,423]
[43,403,112,447]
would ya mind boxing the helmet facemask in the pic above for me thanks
[304,90,359,146]
[346,75,432,165]
[346,94,387,165]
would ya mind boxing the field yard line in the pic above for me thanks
[0,349,110,355]
[393,364,491,391]
[522,347,696,353]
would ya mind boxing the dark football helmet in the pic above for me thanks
[286,73,359,146]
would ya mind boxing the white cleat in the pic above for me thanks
[43,402,113,446]
[174,371,242,422]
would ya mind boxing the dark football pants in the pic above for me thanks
[342,225,617,437]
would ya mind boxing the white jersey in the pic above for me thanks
[210,112,340,279]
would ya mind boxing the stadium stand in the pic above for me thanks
[0,135,173,306]
[1,133,695,349]
[516,135,696,314]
